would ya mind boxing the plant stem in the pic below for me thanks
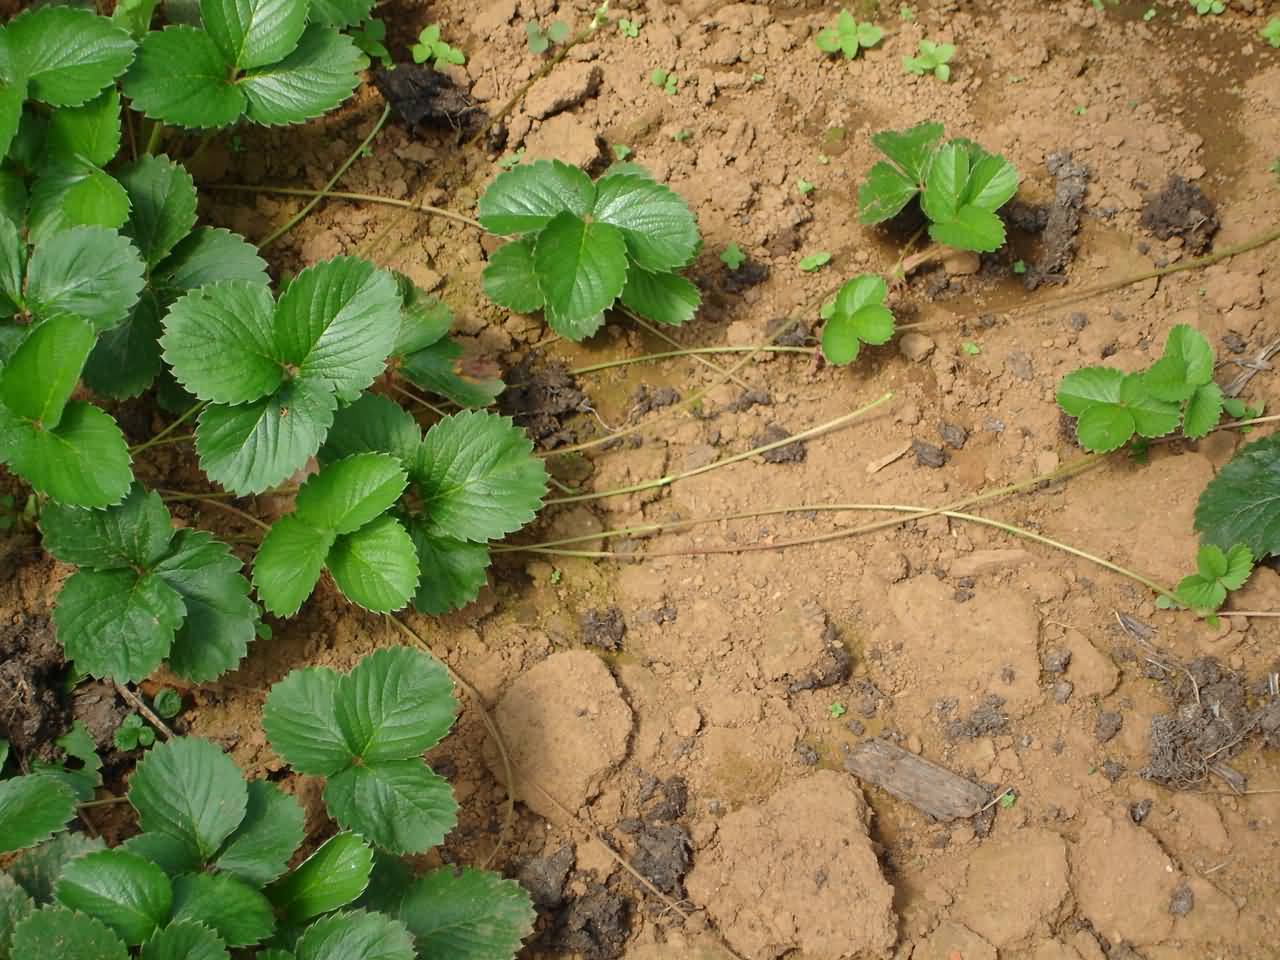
[211,182,484,232]
[113,680,175,741]
[387,380,449,418]
[623,307,752,389]
[545,393,893,505]
[570,345,811,376]
[129,401,205,454]
[129,433,194,452]
[186,497,271,531]
[143,120,164,156]
[256,104,392,250]
[77,795,130,809]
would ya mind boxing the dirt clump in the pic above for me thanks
[1141,656,1253,786]
[752,424,805,464]
[629,385,680,417]
[580,606,626,651]
[618,776,691,898]
[372,65,483,135]
[1073,810,1181,946]
[912,438,947,468]
[1139,175,1219,254]
[0,614,69,759]
[954,829,1070,948]
[499,356,588,448]
[517,843,576,909]
[1026,151,1089,289]
[545,879,631,960]
[722,258,770,294]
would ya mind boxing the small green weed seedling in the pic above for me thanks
[478,159,702,340]
[900,4,916,21]
[1056,324,1223,453]
[1269,157,1280,181]
[1143,7,1157,20]
[1263,17,1280,46]
[857,121,1019,253]
[903,39,956,81]
[151,688,182,719]
[619,16,641,37]
[1189,0,1225,14]
[721,243,747,270]
[650,67,678,94]
[751,71,766,83]
[799,251,832,272]
[613,143,633,160]
[527,19,570,54]
[815,10,884,60]
[1012,259,1027,274]
[797,178,815,195]
[819,275,895,364]
[498,147,526,169]
[828,702,847,718]
[353,17,393,67]
[411,23,466,67]
[961,340,981,356]
[672,128,692,142]
[1156,543,1253,618]
[113,713,155,750]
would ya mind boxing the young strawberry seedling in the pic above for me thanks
[814,10,884,60]
[650,67,679,94]
[411,23,466,67]
[1263,17,1280,46]
[721,243,747,270]
[619,16,641,37]
[1189,0,1225,14]
[527,19,571,54]
[819,275,896,364]
[903,39,956,81]
[1156,544,1254,619]
[799,251,832,272]
[352,17,393,67]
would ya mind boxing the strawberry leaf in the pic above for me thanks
[0,776,77,855]
[319,393,421,468]
[481,237,545,313]
[262,667,350,775]
[117,155,198,269]
[477,159,595,235]
[820,274,895,365]
[857,161,920,224]
[213,780,304,886]
[1182,381,1223,439]
[240,26,366,127]
[47,88,122,167]
[392,275,453,354]
[323,760,457,855]
[28,161,131,242]
[1194,433,1280,558]
[266,833,373,924]
[54,568,186,680]
[398,867,535,960]
[308,0,376,28]
[11,906,129,959]
[928,203,1006,252]
[327,514,419,612]
[0,401,134,508]
[406,525,490,615]
[7,833,106,902]
[170,873,275,947]
[152,226,269,295]
[294,453,408,535]
[335,647,456,762]
[55,850,172,945]
[592,174,700,271]
[124,27,244,130]
[139,921,230,960]
[40,483,173,569]
[252,513,337,617]
[4,7,135,108]
[0,874,34,950]
[399,337,505,409]
[619,265,700,326]
[162,281,283,404]
[0,314,95,430]
[1221,543,1254,591]
[202,0,308,70]
[25,226,144,331]
[82,292,165,399]
[533,212,628,337]
[870,121,944,182]
[128,737,247,863]
[293,909,414,960]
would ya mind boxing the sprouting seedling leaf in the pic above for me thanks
[526,20,570,53]
[919,141,1019,252]
[262,648,460,853]
[1056,367,1180,453]
[114,714,156,750]
[352,18,392,67]
[799,251,831,272]
[856,120,945,224]
[1262,17,1280,46]
[814,9,884,60]
[411,24,465,68]
[649,67,678,94]
[1189,0,1225,14]
[720,243,747,270]
[31,721,103,802]
[612,143,632,160]
[797,178,815,195]
[903,38,956,81]
[152,688,182,719]
[1172,543,1253,614]
[819,274,895,365]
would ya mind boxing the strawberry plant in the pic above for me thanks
[0,649,536,958]
[1194,433,1280,562]
[478,159,702,340]
[814,10,884,60]
[858,121,1019,252]
[903,39,955,81]
[411,24,467,68]
[1157,543,1254,618]
[819,275,896,364]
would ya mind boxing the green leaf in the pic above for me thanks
[195,377,337,494]
[1175,573,1224,612]
[1142,355,1197,403]
[928,204,1006,252]
[919,142,968,224]
[319,393,421,468]
[821,275,895,365]
[6,7,136,108]
[28,162,131,242]
[620,266,700,326]
[1075,405,1134,453]
[294,453,408,535]
[1057,366,1123,417]
[267,833,373,924]
[154,530,258,683]
[1194,433,1280,558]
[1182,381,1223,439]
[48,89,122,168]
[262,666,350,775]
[40,483,172,569]
[170,874,275,947]
[798,251,831,272]
[140,921,230,960]
[0,401,134,508]
[10,906,129,959]
[1221,543,1254,591]
[153,227,268,295]
[0,313,96,429]
[30,721,103,802]
[0,776,77,855]
[202,0,308,70]
[307,0,375,28]
[592,174,700,271]
[400,338,504,409]
[240,26,366,127]
[0,72,25,163]
[0,874,35,958]
[118,155,198,269]
[213,780,305,886]
[399,868,535,960]
[323,760,457,854]
[533,212,627,337]
[252,515,336,617]
[1164,324,1214,385]
[275,257,401,403]
[857,22,884,47]
[963,151,1018,211]
[294,909,415,960]
[407,528,490,615]
[55,850,172,945]
[0,169,25,232]
[113,0,162,39]
[414,410,547,542]
[477,159,595,235]
[55,568,185,681]
[128,736,247,862]
[8,833,106,903]
[335,647,456,763]
[392,276,453,355]
[162,281,283,404]
[26,226,145,331]
[0,215,23,315]
[1121,373,1181,438]
[1196,544,1228,580]
[83,291,165,399]
[124,27,245,130]
[482,238,545,313]
[327,514,420,612]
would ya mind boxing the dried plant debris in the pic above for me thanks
[1026,150,1089,289]
[1139,175,1219,254]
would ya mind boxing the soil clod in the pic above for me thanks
[1026,151,1089,289]
[912,439,947,468]
[0,614,69,758]
[754,424,806,463]
[500,357,588,448]
[1139,176,1219,254]
[580,606,626,651]
[373,65,484,134]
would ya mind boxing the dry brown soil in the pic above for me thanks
[8,1,1280,958]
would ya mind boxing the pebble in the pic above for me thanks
[899,332,936,362]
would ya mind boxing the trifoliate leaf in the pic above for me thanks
[414,410,548,542]
[1164,323,1214,385]
[323,760,457,854]
[399,338,505,409]
[47,89,122,167]
[820,274,895,365]
[319,393,421,468]
[294,453,408,535]
[392,275,452,355]
[83,292,165,399]
[266,833,374,924]
[928,204,1006,252]
[25,226,144,331]
[202,0,308,71]
[399,868,535,960]
[1197,543,1229,580]
[481,237,545,313]
[170,874,275,947]
[533,212,628,337]
[8,833,106,903]
[155,530,258,682]
[1194,433,1280,558]
[1057,366,1124,418]
[10,906,129,959]
[0,776,77,855]
[327,514,420,612]
[55,850,172,945]
[153,227,269,294]
[592,174,700,271]
[1175,573,1224,612]
[1182,381,1223,439]
[118,155,198,269]
[1075,404,1135,454]
[275,257,401,403]
[294,909,415,960]
[1121,373,1182,438]
[407,527,490,615]
[5,7,136,108]
[213,781,305,886]
[195,376,337,495]
[162,281,283,404]
[477,159,594,235]
[139,921,230,960]
[334,647,456,763]
[262,666,350,776]
[252,514,336,617]
[620,265,700,326]
[963,151,1019,211]
[40,483,172,569]
[54,568,185,680]
[28,162,131,243]
[0,401,134,508]
[870,121,944,182]
[0,313,96,430]
[1221,543,1254,591]
[307,0,376,29]
[0,874,35,956]
[124,27,245,130]
[240,26,366,127]
[1142,355,1198,403]
[127,737,248,862]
